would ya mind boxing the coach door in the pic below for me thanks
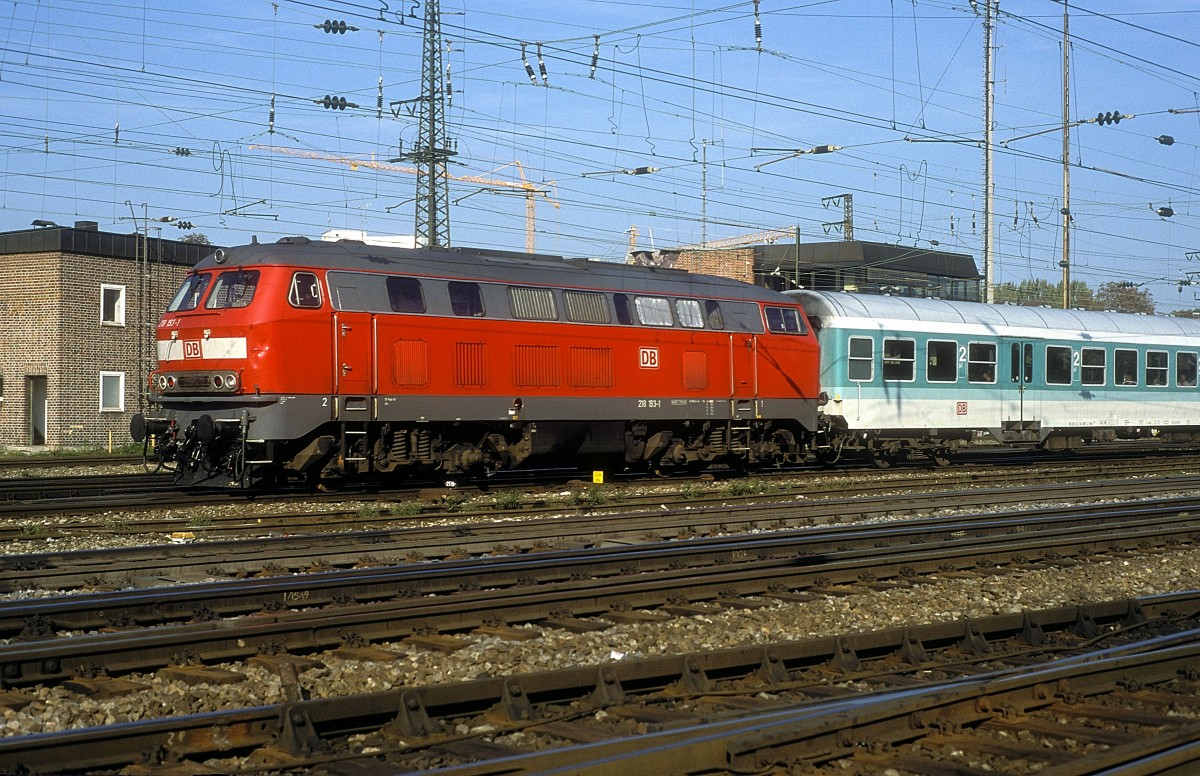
[729,333,759,418]
[333,312,375,396]
[1004,341,1037,437]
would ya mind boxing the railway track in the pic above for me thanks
[1,594,1197,774]
[6,475,1200,595]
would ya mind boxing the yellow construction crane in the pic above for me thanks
[248,145,558,253]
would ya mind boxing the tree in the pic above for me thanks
[1093,282,1154,314]
[181,232,211,245]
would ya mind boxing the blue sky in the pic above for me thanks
[1,1,1197,309]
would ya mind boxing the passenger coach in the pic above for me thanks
[790,290,1200,467]
[134,237,822,487]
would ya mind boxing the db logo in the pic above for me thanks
[183,340,202,359]
[956,401,968,415]
[639,347,659,369]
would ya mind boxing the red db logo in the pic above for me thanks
[639,347,659,368]
[183,340,202,359]
[956,401,968,415]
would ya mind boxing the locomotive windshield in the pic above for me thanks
[166,273,212,312]
[205,269,261,309]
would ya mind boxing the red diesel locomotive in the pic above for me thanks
[131,236,823,488]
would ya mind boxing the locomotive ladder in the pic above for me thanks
[340,423,369,464]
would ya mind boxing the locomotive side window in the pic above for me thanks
[765,306,806,334]
[167,274,211,312]
[848,336,873,381]
[882,338,915,381]
[614,294,634,325]
[387,277,425,313]
[1115,349,1138,386]
[967,342,996,383]
[635,296,673,327]
[1045,346,1072,385]
[508,286,557,320]
[1146,350,1168,386]
[675,299,704,328]
[448,282,485,317]
[205,270,260,309]
[705,301,724,329]
[288,272,323,309]
[926,340,957,383]
[564,291,611,324]
[1177,352,1198,387]
[1081,348,1106,386]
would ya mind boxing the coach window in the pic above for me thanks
[564,291,610,323]
[967,342,997,383]
[1045,346,1072,385]
[882,338,915,381]
[205,269,260,309]
[926,340,957,383]
[1081,348,1106,386]
[167,273,212,312]
[509,286,557,320]
[387,277,425,313]
[848,336,873,381]
[635,296,674,327]
[1146,350,1168,386]
[288,272,323,309]
[676,299,704,328]
[1009,343,1034,384]
[448,282,485,317]
[1177,352,1198,387]
[765,306,805,334]
[1115,349,1138,386]
[100,284,126,326]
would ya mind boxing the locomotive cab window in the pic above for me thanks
[848,336,873,381]
[1146,350,1168,386]
[448,282,485,317]
[288,272,323,309]
[926,340,957,383]
[1045,346,1072,385]
[1081,348,1106,386]
[704,301,724,329]
[675,299,704,328]
[387,276,425,313]
[967,342,996,383]
[613,294,634,326]
[765,306,805,334]
[635,296,673,327]
[1115,349,1138,386]
[205,270,260,309]
[882,338,915,382]
[509,286,557,320]
[167,273,212,312]
[1177,352,1198,387]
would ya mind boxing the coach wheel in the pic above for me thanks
[869,449,895,469]
[929,448,952,468]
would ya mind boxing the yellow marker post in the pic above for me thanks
[592,470,604,484]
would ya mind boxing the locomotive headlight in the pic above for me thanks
[212,375,224,389]
[223,372,239,391]
[165,375,177,389]
[157,375,169,391]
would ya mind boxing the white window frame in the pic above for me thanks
[100,284,126,326]
[100,371,125,412]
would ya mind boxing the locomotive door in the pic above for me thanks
[729,333,759,418]
[1005,340,1036,433]
[333,312,375,395]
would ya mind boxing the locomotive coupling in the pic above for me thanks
[129,413,171,443]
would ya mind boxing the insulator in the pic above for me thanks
[268,95,275,134]
[590,35,600,78]
[754,0,762,49]
[521,43,537,85]
[377,77,383,119]
[537,43,548,85]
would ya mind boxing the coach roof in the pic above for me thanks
[789,289,1200,340]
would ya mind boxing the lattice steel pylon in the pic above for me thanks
[412,0,455,247]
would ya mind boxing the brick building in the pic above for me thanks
[632,239,981,302]
[0,222,211,449]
